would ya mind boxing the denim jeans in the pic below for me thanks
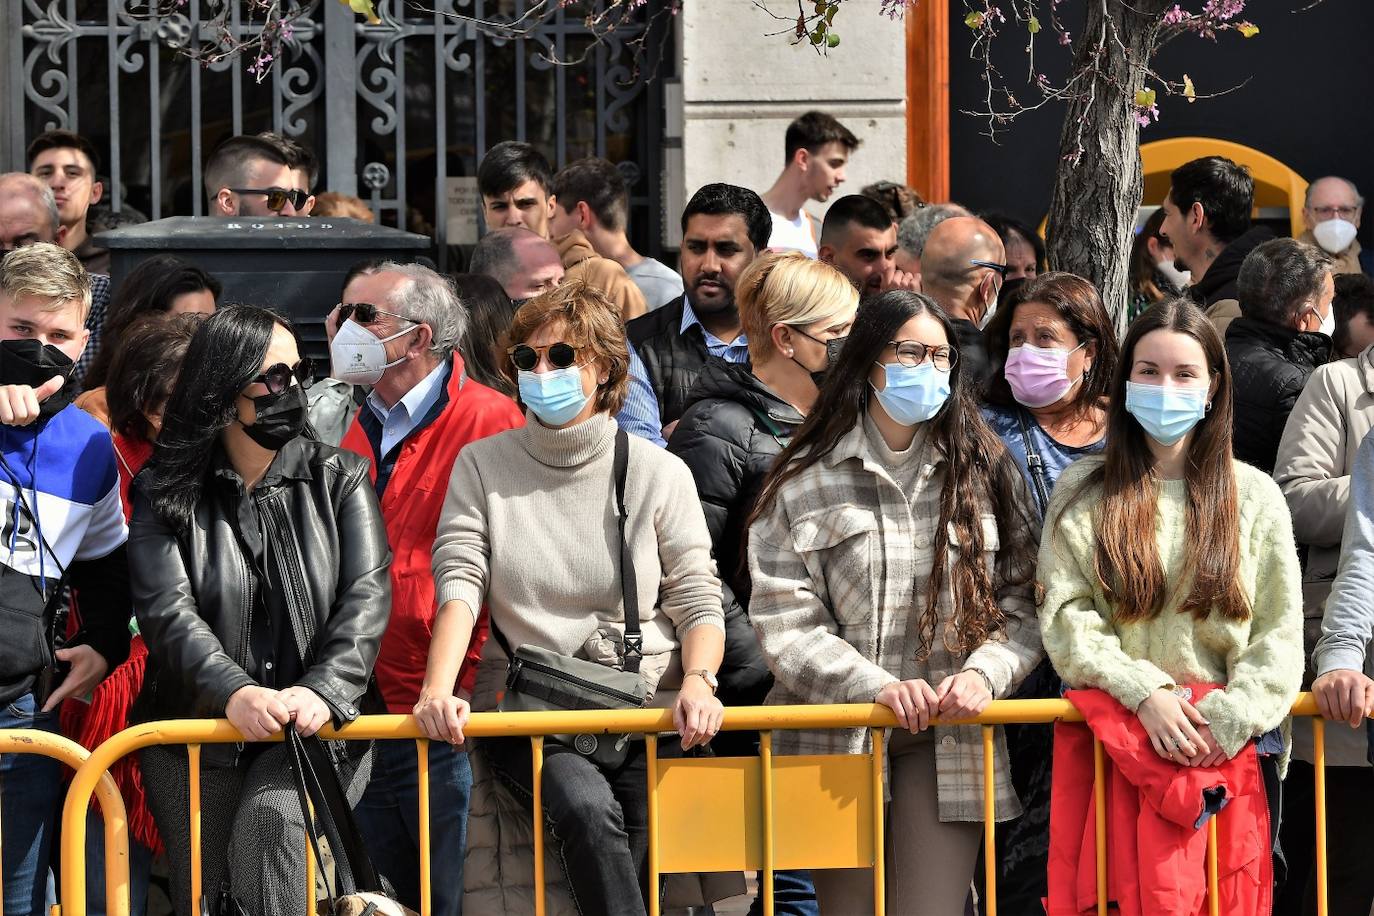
[355,738,473,916]
[84,807,155,916]
[746,870,819,916]
[482,736,649,916]
[0,692,61,916]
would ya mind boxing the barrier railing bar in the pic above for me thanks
[188,744,201,914]
[646,733,661,916]
[1313,716,1328,916]
[305,795,317,914]
[417,738,432,916]
[760,730,775,916]
[1206,817,1219,916]
[982,725,997,916]
[1093,737,1106,916]
[531,736,546,916]
[870,727,885,916]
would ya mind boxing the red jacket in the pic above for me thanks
[342,357,524,711]
[1046,686,1271,916]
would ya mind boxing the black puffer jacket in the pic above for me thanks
[130,437,391,726]
[1225,316,1332,473]
[627,298,709,425]
[668,361,802,726]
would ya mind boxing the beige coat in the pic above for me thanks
[1297,229,1365,277]
[1274,343,1374,766]
[555,229,648,322]
[1205,297,1241,337]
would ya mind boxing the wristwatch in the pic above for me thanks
[686,669,719,694]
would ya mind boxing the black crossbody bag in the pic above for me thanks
[493,429,649,770]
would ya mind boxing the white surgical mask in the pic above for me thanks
[1313,218,1359,255]
[1312,305,1336,339]
[1156,259,1192,291]
[330,318,411,385]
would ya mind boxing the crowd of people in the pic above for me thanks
[1,110,1374,916]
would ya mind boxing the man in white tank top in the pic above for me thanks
[760,111,860,259]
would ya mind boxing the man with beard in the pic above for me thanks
[760,111,860,258]
[626,183,771,429]
[818,194,919,298]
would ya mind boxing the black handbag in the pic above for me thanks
[493,429,649,770]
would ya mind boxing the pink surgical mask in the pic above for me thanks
[1004,342,1086,408]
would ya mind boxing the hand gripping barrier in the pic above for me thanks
[56,696,1345,916]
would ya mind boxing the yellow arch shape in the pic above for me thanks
[1141,137,1308,237]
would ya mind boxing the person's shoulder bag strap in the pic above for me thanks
[1014,408,1053,519]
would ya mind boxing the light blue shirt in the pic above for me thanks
[680,297,750,364]
[616,349,667,447]
[366,358,449,458]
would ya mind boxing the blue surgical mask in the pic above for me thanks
[870,361,951,426]
[518,365,590,426]
[1124,381,1208,446]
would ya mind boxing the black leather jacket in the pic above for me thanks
[129,438,391,726]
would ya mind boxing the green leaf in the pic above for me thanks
[965,11,985,29]
[826,4,837,23]
[343,0,380,25]
[1134,88,1157,108]
[1236,22,1259,38]
[1028,15,1041,34]
[827,31,841,47]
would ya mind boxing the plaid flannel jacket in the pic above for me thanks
[747,420,1043,822]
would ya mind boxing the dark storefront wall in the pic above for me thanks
[947,2,1374,245]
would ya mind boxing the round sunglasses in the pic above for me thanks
[507,342,583,372]
[250,358,316,395]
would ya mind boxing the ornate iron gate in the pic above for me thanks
[1,1,668,264]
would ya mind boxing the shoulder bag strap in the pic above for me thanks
[285,729,384,899]
[1014,408,1053,519]
[614,429,642,674]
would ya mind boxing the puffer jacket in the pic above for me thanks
[1194,226,1275,336]
[130,438,391,728]
[1225,316,1332,474]
[1273,343,1374,766]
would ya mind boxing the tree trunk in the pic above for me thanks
[1045,0,1172,337]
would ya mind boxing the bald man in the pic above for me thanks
[1300,176,1373,278]
[0,173,109,385]
[469,227,566,303]
[919,216,1006,385]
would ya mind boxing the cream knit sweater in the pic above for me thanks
[1038,456,1303,761]
[432,412,725,702]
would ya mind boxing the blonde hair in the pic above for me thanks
[738,251,860,362]
[313,192,375,222]
[0,242,92,320]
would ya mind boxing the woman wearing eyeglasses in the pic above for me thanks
[129,305,391,916]
[746,290,1042,915]
[423,281,725,916]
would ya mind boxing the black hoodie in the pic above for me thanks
[1190,225,1276,307]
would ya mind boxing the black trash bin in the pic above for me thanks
[96,216,432,362]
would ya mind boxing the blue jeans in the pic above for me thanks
[84,808,154,916]
[747,870,820,916]
[355,738,472,916]
[0,692,61,916]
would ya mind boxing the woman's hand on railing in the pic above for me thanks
[278,686,331,737]
[673,679,723,750]
[414,692,471,745]
[876,679,940,733]
[1136,688,1209,765]
[225,685,293,741]
[935,671,993,722]
[1312,669,1374,728]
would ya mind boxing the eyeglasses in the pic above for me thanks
[228,187,311,212]
[250,358,315,394]
[508,342,582,372]
[337,302,421,327]
[889,339,958,372]
[970,259,1010,279]
[1312,205,1360,220]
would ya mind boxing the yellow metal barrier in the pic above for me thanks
[0,729,129,916]
[58,697,1344,916]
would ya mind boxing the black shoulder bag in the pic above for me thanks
[493,429,649,770]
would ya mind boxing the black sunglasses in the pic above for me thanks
[337,302,421,327]
[508,342,581,372]
[970,258,1010,279]
[251,358,315,395]
[228,186,311,212]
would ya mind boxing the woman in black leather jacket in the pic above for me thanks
[129,305,391,916]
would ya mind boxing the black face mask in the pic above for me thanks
[0,339,77,420]
[790,331,848,389]
[239,384,308,451]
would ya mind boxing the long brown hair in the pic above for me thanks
[1063,298,1248,622]
[750,290,1036,658]
[1128,208,1170,304]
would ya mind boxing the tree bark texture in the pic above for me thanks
[1045,0,1172,337]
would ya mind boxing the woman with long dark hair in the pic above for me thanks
[453,272,519,398]
[746,290,1042,915]
[129,305,391,916]
[1039,299,1301,898]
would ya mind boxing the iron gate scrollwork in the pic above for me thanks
[3,0,667,264]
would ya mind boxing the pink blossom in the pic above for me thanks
[1202,0,1244,20]
[1161,5,1188,25]
[1058,30,1072,45]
